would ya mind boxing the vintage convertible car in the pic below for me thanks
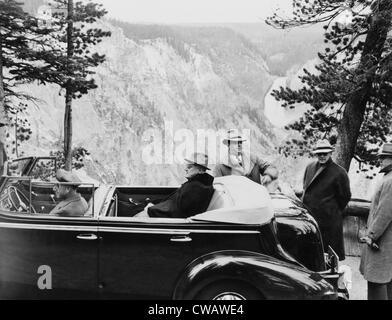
[0,157,350,300]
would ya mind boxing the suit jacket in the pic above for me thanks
[360,165,392,283]
[148,173,214,219]
[302,158,351,260]
[50,193,88,217]
[213,154,273,184]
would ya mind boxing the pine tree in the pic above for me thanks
[43,0,111,170]
[0,0,54,156]
[267,0,392,173]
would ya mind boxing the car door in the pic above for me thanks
[97,217,196,299]
[0,177,99,299]
[0,214,100,299]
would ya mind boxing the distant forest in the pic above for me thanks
[109,19,325,77]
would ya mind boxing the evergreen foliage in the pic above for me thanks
[267,0,392,173]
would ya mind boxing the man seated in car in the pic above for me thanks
[50,169,88,217]
[135,153,214,219]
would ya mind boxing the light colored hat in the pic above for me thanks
[55,169,82,186]
[312,139,334,154]
[378,143,392,157]
[222,129,247,145]
[184,153,210,170]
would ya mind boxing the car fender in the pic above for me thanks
[173,250,335,300]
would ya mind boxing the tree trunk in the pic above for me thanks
[0,29,8,156]
[334,0,392,171]
[64,0,74,171]
[64,90,72,170]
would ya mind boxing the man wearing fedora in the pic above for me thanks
[213,130,278,188]
[137,153,214,219]
[360,143,392,300]
[50,169,88,217]
[302,139,351,261]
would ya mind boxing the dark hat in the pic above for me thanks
[222,129,247,145]
[312,139,334,154]
[55,169,82,185]
[184,153,210,170]
[378,143,392,158]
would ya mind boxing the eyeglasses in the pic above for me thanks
[228,142,243,147]
[316,153,330,157]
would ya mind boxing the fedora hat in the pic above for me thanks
[312,139,334,154]
[222,129,247,145]
[184,152,210,170]
[378,143,392,157]
[55,169,82,186]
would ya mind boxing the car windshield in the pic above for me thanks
[0,177,95,217]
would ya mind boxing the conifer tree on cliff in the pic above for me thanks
[44,0,111,170]
[0,0,55,160]
[267,0,392,173]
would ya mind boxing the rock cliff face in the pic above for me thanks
[15,18,276,185]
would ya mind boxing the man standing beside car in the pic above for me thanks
[213,130,279,191]
[302,139,351,261]
[360,143,392,300]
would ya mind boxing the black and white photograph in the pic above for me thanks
[0,0,391,305]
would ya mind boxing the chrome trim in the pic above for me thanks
[170,236,192,242]
[98,227,260,235]
[0,222,260,235]
[0,222,97,232]
[77,234,98,241]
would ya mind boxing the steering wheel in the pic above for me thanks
[6,186,37,214]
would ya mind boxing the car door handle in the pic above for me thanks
[77,234,98,241]
[170,236,192,243]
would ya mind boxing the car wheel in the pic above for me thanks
[195,280,264,300]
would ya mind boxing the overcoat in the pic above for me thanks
[0,141,7,175]
[148,173,214,219]
[360,166,392,283]
[302,158,351,260]
[50,193,88,217]
[213,154,272,184]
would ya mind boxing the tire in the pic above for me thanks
[195,280,265,300]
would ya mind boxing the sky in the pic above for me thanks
[93,0,293,24]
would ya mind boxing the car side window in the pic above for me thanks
[7,159,31,177]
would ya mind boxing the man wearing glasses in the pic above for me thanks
[302,139,351,261]
[213,130,279,189]
[135,153,214,218]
